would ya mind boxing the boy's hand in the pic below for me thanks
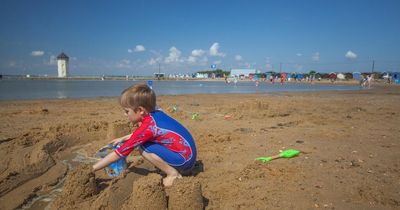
[109,134,131,146]
[110,137,125,146]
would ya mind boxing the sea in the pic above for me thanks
[0,79,361,101]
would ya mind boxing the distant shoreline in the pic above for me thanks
[0,75,380,86]
[1,75,225,81]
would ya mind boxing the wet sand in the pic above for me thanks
[0,84,399,209]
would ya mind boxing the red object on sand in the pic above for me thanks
[224,115,232,119]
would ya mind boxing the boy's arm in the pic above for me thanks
[92,152,120,172]
[110,134,132,145]
[115,119,155,158]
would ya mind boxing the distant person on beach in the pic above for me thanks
[233,77,238,85]
[280,74,285,85]
[310,75,315,84]
[367,74,373,88]
[387,75,392,84]
[93,84,197,187]
[359,75,366,88]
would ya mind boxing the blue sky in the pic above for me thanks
[1,0,399,76]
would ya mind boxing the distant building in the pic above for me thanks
[57,52,69,77]
[230,69,257,78]
[195,73,209,78]
[154,72,165,79]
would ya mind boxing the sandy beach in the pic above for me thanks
[0,84,399,210]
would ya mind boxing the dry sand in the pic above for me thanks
[0,84,399,210]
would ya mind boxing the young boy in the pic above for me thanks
[93,84,197,186]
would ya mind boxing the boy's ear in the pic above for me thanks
[137,106,146,115]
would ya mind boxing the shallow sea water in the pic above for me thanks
[0,79,360,100]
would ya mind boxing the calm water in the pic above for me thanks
[0,79,360,100]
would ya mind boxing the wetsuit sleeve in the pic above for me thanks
[115,120,154,157]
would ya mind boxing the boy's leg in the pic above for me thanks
[140,150,182,187]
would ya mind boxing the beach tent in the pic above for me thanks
[265,72,275,79]
[315,73,322,80]
[353,72,362,80]
[329,72,337,79]
[337,73,345,80]
[251,73,262,80]
[296,74,304,80]
[393,72,400,84]
[287,73,294,81]
[249,73,254,79]
[230,69,256,78]
[381,72,390,79]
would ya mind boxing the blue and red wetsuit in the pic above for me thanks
[115,110,197,172]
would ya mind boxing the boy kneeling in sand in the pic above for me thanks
[93,84,197,186]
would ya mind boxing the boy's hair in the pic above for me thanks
[120,84,156,112]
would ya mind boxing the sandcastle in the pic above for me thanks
[122,173,167,210]
[51,164,97,209]
[167,177,204,210]
[121,174,204,210]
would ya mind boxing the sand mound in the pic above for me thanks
[167,177,203,210]
[122,173,166,210]
[90,172,143,210]
[0,133,67,197]
[51,164,97,209]
[106,121,132,140]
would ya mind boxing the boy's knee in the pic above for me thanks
[138,148,144,155]
[140,149,152,159]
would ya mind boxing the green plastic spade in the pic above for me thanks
[191,112,199,120]
[256,149,300,163]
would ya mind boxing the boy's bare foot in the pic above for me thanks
[163,174,182,187]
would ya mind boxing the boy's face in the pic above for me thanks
[123,107,145,124]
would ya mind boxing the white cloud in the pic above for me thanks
[31,51,44,56]
[191,56,208,66]
[191,49,205,57]
[164,46,182,63]
[150,50,161,56]
[128,49,133,53]
[213,60,222,65]
[312,52,320,61]
[187,56,197,63]
[209,42,226,57]
[134,45,146,52]
[345,50,357,60]
[235,55,243,61]
[189,56,208,65]
[148,58,157,65]
[116,59,131,68]
[296,53,302,57]
[187,49,207,64]
[147,57,162,65]
[47,55,57,65]
[200,56,208,64]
